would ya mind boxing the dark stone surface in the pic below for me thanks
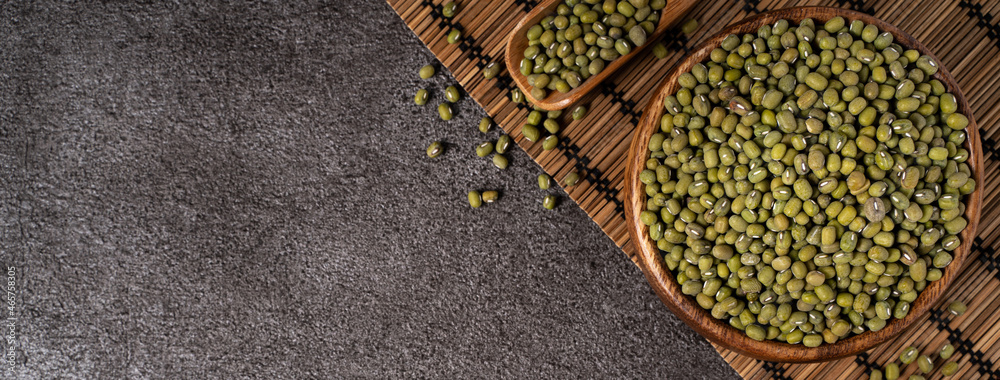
[0,1,740,378]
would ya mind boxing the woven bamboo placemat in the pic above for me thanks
[387,0,1000,378]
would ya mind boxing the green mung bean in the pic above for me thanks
[948,301,967,316]
[493,154,509,169]
[940,343,955,359]
[885,363,899,380]
[916,355,933,374]
[941,361,958,376]
[415,89,429,105]
[564,171,580,187]
[445,85,461,103]
[681,18,699,35]
[900,347,918,364]
[468,191,482,208]
[483,62,501,79]
[419,64,435,79]
[442,1,457,18]
[538,174,552,189]
[522,124,541,142]
[496,135,512,154]
[479,117,493,133]
[426,141,443,158]
[476,141,494,157]
[542,135,559,150]
[438,103,453,120]
[482,190,499,204]
[447,29,462,44]
[543,194,558,210]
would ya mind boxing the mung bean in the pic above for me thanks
[415,89,428,105]
[493,154,509,169]
[538,174,552,189]
[476,141,494,157]
[468,191,482,208]
[419,64,435,79]
[482,190,499,204]
[438,103,453,120]
[564,171,580,187]
[426,141,443,158]
[496,135,512,154]
[445,85,461,103]
[543,194,558,209]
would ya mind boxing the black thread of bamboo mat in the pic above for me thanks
[513,0,538,9]
[760,360,793,380]
[959,0,1000,49]
[600,85,643,126]
[740,0,767,14]
[852,351,879,377]
[660,28,692,54]
[972,236,1000,282]
[979,131,1000,161]
[929,309,1000,379]
[836,0,874,14]
[556,139,626,214]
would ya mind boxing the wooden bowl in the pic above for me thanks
[504,0,697,111]
[624,7,984,363]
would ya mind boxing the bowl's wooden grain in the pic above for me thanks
[624,7,984,363]
[504,0,697,111]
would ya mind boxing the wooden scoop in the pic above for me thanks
[504,0,698,111]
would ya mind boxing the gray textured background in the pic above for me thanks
[0,1,739,378]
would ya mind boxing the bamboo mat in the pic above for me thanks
[386,0,1000,378]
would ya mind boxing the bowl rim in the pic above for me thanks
[624,6,984,363]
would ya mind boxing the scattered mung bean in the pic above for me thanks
[941,361,958,376]
[539,174,552,189]
[948,301,967,316]
[493,154,509,169]
[426,141,443,158]
[482,190,499,203]
[564,171,580,187]
[884,363,899,380]
[496,135,512,154]
[940,343,955,359]
[419,65,435,79]
[900,347,918,364]
[543,194,558,209]
[447,29,462,44]
[415,89,429,105]
[680,19,699,35]
[476,141,494,157]
[445,85,461,103]
[442,1,457,18]
[542,135,559,150]
[479,117,493,133]
[916,355,933,373]
[468,191,482,208]
[483,62,502,79]
[438,103,453,120]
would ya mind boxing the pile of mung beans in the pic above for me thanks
[640,16,975,346]
[520,0,666,100]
